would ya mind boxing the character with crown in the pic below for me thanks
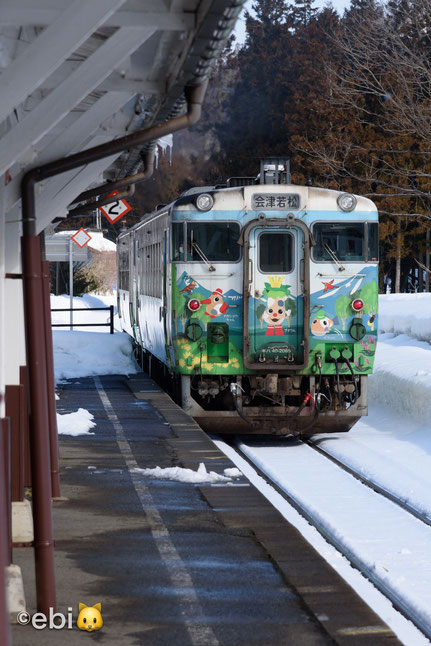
[259,276,292,336]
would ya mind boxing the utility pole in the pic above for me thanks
[426,228,430,292]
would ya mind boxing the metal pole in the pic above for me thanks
[41,260,61,499]
[426,228,430,292]
[109,305,114,334]
[21,234,56,614]
[0,419,11,646]
[69,238,73,331]
[1,418,12,565]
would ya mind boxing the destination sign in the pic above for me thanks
[252,193,300,210]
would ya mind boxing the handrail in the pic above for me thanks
[51,305,115,334]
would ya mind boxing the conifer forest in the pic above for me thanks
[75,0,431,293]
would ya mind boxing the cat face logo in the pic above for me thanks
[77,603,103,632]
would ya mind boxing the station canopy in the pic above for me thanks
[0,0,245,234]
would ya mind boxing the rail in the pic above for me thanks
[51,305,114,334]
[233,440,431,641]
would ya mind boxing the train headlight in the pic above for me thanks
[195,193,213,211]
[351,298,364,312]
[187,298,201,312]
[337,193,357,212]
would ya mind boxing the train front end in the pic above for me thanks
[170,171,378,436]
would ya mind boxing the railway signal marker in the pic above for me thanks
[99,190,132,223]
[72,228,92,248]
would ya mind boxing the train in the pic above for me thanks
[117,159,378,436]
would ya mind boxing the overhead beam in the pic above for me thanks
[4,91,133,214]
[35,150,123,235]
[0,27,155,176]
[0,0,128,125]
[0,7,194,31]
[99,75,165,94]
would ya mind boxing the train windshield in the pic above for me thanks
[312,223,365,262]
[173,222,241,262]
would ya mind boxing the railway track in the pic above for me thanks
[305,438,431,529]
[217,436,431,643]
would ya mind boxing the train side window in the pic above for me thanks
[118,239,129,290]
[367,222,379,262]
[172,222,184,261]
[312,223,365,262]
[259,232,293,273]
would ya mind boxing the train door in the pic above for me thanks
[244,223,306,369]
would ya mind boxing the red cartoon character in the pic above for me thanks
[200,288,228,318]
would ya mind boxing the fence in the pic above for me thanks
[51,305,114,334]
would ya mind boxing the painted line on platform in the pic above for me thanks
[93,376,219,646]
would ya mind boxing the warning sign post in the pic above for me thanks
[99,191,132,223]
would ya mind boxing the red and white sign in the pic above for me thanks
[99,190,132,223]
[72,228,92,248]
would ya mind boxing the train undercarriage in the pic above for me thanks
[137,344,367,437]
[182,372,367,436]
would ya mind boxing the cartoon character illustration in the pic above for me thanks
[311,310,334,336]
[256,276,295,337]
[262,296,290,336]
[180,279,196,294]
[77,603,103,632]
[322,279,339,293]
[200,288,228,318]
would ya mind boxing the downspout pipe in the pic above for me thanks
[23,81,207,235]
[69,148,156,208]
[20,82,207,615]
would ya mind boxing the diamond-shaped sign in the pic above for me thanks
[99,190,132,223]
[72,228,92,248]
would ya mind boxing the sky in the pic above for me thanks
[234,0,352,45]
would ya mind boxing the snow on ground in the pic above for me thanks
[132,462,234,484]
[53,330,138,382]
[213,437,430,646]
[56,408,96,436]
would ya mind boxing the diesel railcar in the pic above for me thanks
[117,160,378,436]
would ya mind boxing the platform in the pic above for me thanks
[11,374,400,645]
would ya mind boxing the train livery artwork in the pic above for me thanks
[117,160,379,436]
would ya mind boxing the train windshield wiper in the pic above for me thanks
[191,240,215,272]
[323,243,345,272]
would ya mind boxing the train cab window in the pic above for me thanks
[368,222,379,262]
[312,223,365,262]
[259,232,293,273]
[186,222,241,262]
[172,222,185,261]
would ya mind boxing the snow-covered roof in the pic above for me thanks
[53,230,116,252]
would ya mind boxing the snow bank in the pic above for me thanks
[57,408,96,436]
[370,333,431,423]
[53,330,138,381]
[379,293,431,342]
[132,462,232,484]
[370,294,431,423]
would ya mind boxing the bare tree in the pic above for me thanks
[293,0,431,292]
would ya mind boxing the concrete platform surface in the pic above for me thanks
[11,374,400,645]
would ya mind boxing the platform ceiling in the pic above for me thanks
[0,0,244,234]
